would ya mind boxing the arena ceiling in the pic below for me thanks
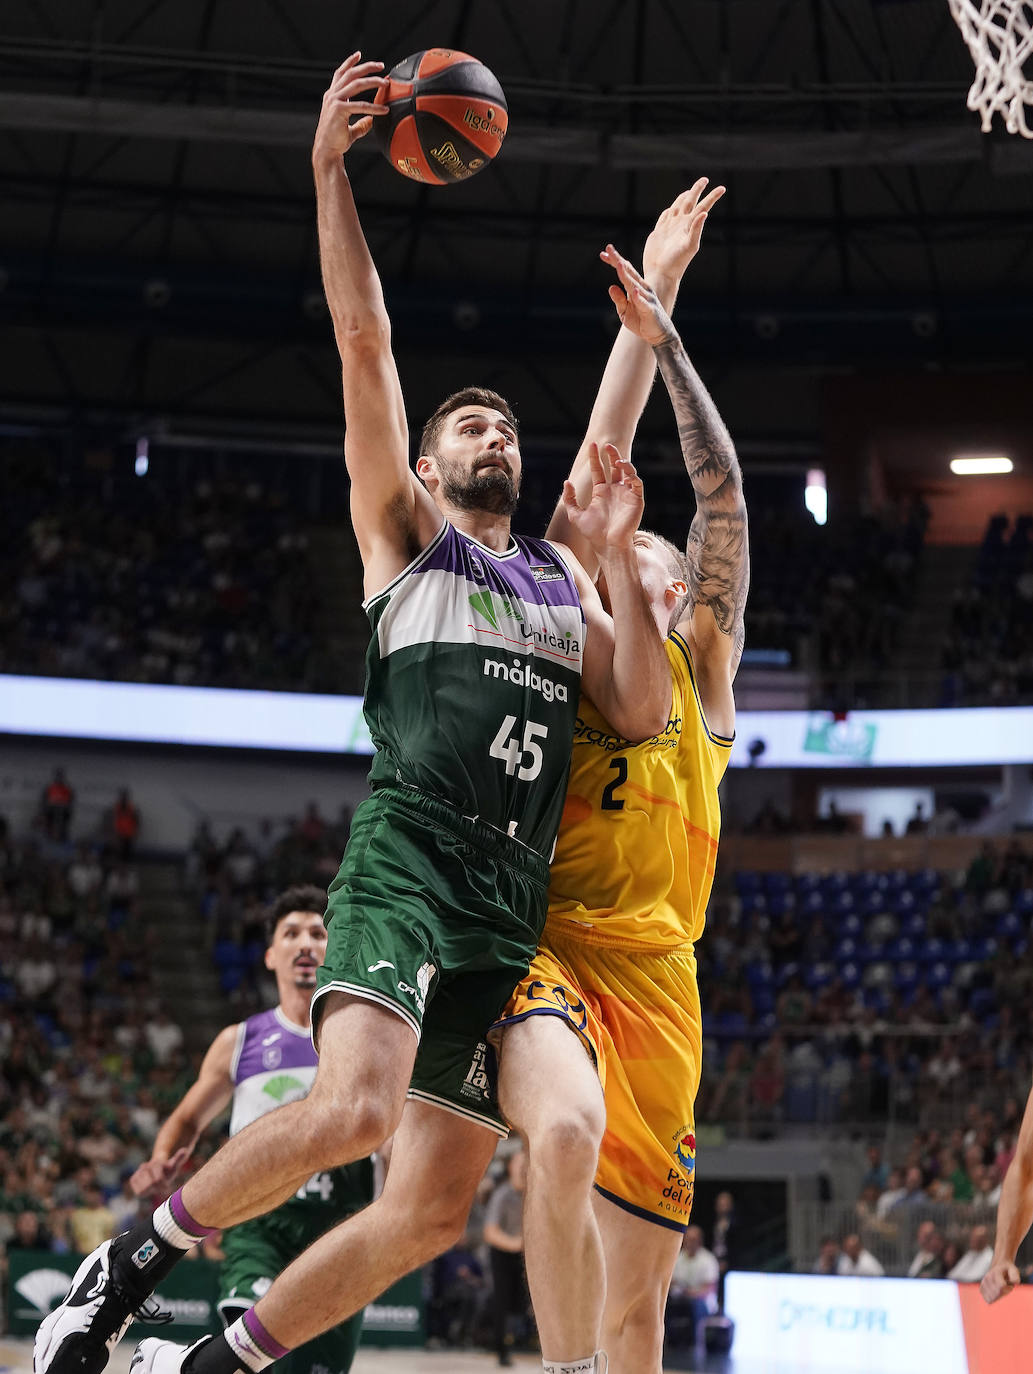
[2,0,1032,460]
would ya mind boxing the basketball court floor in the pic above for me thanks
[0,1340,712,1374]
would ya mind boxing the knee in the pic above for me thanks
[300,1090,400,1168]
[526,1099,605,1184]
[386,1193,468,1268]
[611,1289,666,1358]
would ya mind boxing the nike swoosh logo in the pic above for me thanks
[367,960,395,973]
[261,1033,281,1045]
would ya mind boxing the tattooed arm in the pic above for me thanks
[605,247,748,730]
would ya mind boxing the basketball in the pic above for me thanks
[372,49,508,185]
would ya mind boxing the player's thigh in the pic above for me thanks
[594,1190,682,1319]
[497,1011,604,1142]
[308,991,417,1126]
[380,1097,499,1241]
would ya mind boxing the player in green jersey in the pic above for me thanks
[127,888,373,1374]
[36,51,672,1374]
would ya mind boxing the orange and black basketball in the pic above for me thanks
[373,49,508,185]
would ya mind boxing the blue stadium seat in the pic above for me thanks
[834,938,858,962]
[902,913,927,939]
[804,962,834,991]
[925,961,952,990]
[919,937,946,964]
[894,962,920,994]
[996,911,1023,940]
[887,936,916,961]
[839,961,861,990]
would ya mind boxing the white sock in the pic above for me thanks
[542,1356,606,1374]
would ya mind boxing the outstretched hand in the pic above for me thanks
[129,1147,192,1199]
[313,51,389,160]
[602,247,677,348]
[642,178,725,287]
[562,442,645,554]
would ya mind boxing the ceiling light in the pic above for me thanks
[949,455,1013,475]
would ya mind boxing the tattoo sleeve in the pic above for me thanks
[654,333,750,674]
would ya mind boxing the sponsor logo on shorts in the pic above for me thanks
[662,1166,694,1214]
[460,1041,492,1103]
[397,960,436,1014]
[526,980,588,1034]
[673,1124,696,1174]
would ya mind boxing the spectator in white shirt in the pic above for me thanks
[876,1167,907,1218]
[666,1226,720,1356]
[670,1226,720,1310]
[948,1225,994,1283]
[836,1232,885,1277]
[144,1005,184,1065]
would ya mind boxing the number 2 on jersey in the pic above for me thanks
[490,715,548,781]
[601,755,628,810]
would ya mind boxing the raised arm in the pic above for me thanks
[560,444,671,742]
[312,54,440,594]
[607,250,748,725]
[981,1079,1033,1303]
[546,181,725,573]
[128,1023,237,1198]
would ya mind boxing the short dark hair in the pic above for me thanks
[265,885,327,945]
[419,387,518,459]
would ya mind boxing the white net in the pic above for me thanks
[948,0,1033,136]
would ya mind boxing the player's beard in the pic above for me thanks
[439,456,519,516]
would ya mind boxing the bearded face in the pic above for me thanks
[436,452,520,515]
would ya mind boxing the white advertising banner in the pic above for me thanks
[724,1271,968,1374]
[1,674,1031,766]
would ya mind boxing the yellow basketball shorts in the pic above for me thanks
[494,925,702,1232]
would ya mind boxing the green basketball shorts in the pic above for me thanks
[313,784,549,1134]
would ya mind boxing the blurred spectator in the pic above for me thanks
[907,1221,946,1278]
[144,1006,185,1066]
[110,789,141,859]
[67,844,103,900]
[41,769,75,842]
[711,1190,739,1306]
[6,1208,53,1252]
[665,1225,719,1354]
[428,1237,486,1349]
[836,1232,884,1277]
[814,1235,840,1275]
[483,1149,528,1368]
[861,1143,889,1192]
[876,1168,907,1218]
[947,1224,993,1282]
[68,1181,115,1253]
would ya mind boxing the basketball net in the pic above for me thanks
[948,0,1033,136]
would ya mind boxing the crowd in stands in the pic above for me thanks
[743,498,928,701]
[812,1107,1028,1281]
[0,439,329,694]
[0,814,198,1291]
[942,512,1033,705]
[696,839,1033,1133]
[186,803,354,1006]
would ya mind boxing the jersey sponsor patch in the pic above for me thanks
[460,1041,493,1103]
[530,563,566,583]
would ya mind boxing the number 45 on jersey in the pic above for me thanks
[490,715,548,782]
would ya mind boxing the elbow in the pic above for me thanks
[333,311,391,355]
[610,701,670,744]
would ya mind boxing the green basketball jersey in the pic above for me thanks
[363,522,584,859]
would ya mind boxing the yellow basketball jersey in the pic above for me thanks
[547,630,732,949]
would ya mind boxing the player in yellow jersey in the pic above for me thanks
[493,184,746,1374]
